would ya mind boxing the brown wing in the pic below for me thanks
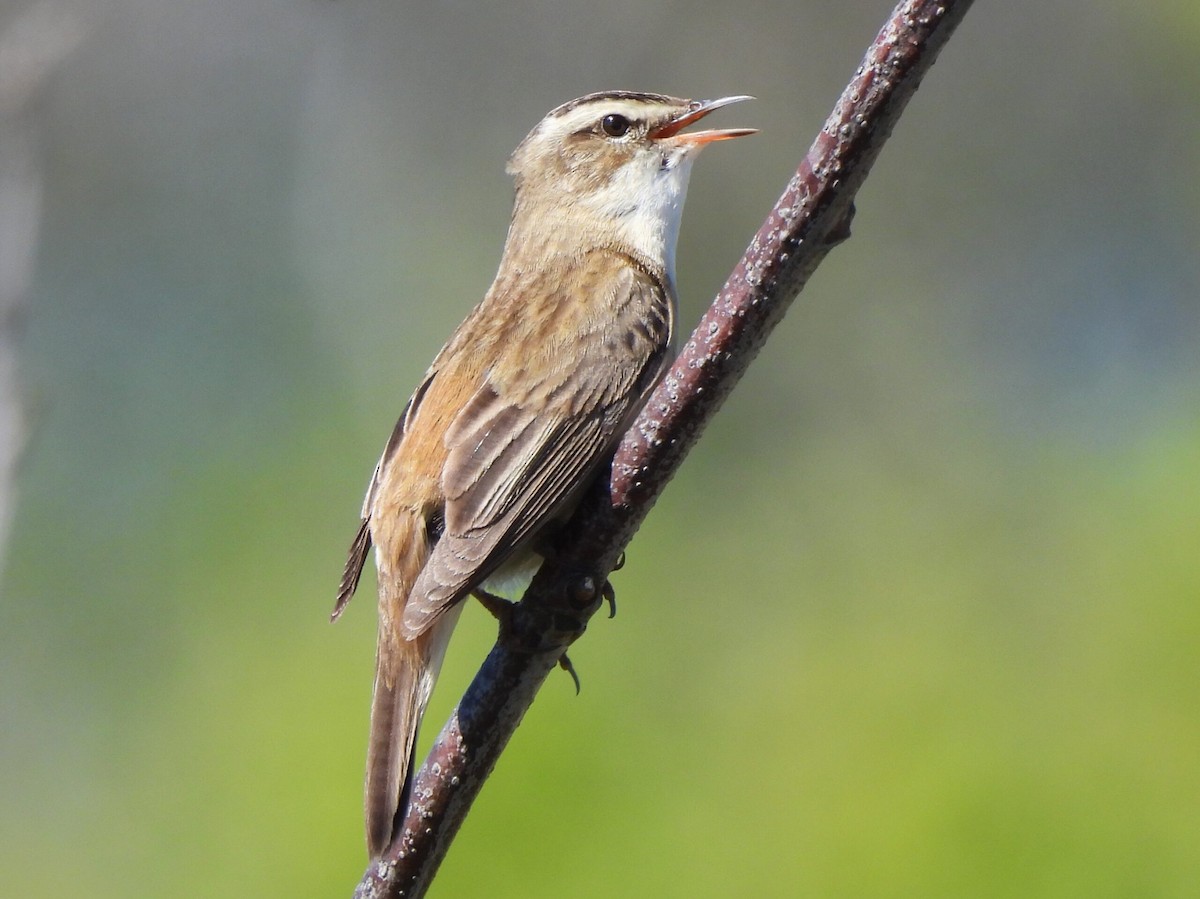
[332,518,372,621]
[331,378,433,618]
[402,258,673,636]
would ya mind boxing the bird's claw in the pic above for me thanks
[602,581,616,618]
[558,652,581,694]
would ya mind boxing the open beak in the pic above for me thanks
[650,95,757,146]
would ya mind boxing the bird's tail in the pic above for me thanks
[365,601,462,858]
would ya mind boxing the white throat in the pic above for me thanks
[584,154,697,282]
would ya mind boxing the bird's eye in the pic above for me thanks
[600,113,631,138]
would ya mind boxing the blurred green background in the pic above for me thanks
[3,0,1198,896]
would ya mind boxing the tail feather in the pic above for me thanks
[364,604,463,858]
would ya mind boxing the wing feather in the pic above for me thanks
[402,259,672,635]
[332,376,432,617]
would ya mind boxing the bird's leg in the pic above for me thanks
[472,587,581,693]
[471,586,515,626]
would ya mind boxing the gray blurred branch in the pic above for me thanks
[0,2,87,571]
[354,0,975,895]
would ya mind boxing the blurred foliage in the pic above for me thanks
[2,0,1198,896]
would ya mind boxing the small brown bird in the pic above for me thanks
[334,90,754,857]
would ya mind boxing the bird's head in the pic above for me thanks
[505,91,755,274]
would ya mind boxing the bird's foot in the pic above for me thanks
[472,588,516,638]
[601,580,616,618]
[475,586,583,692]
[558,652,581,694]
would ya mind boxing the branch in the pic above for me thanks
[353,1,975,895]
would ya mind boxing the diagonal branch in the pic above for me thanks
[353,1,975,895]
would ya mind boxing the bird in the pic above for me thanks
[333,90,754,858]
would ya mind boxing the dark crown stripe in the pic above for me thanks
[549,91,682,118]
